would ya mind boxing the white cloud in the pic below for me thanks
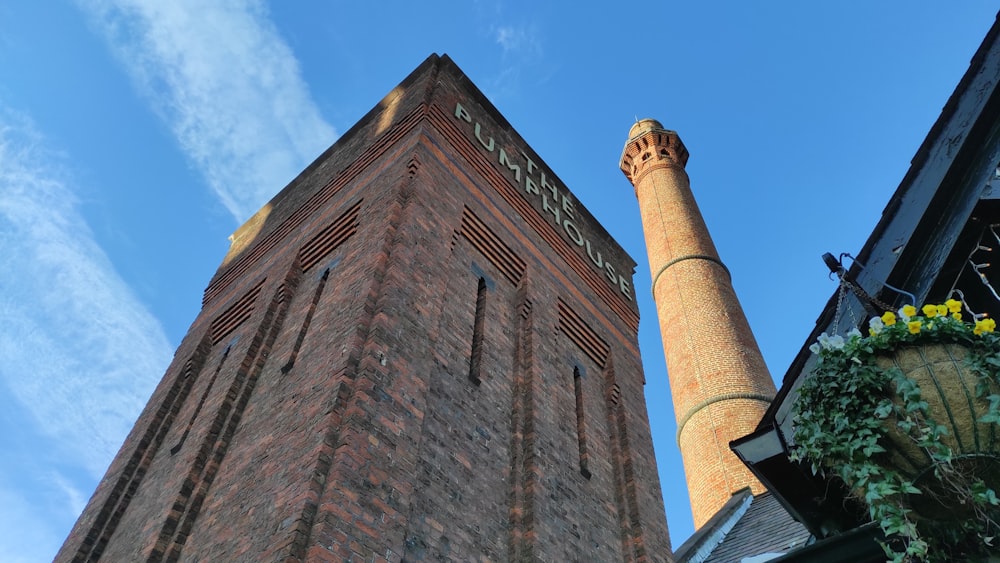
[0,106,174,559]
[496,26,518,51]
[495,24,541,56]
[77,0,337,221]
[0,109,172,475]
[486,21,546,101]
[0,3,337,558]
[50,471,88,518]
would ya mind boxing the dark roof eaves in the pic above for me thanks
[766,9,1000,421]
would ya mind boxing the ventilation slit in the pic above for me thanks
[170,343,233,455]
[469,277,487,385]
[574,366,591,479]
[282,268,330,374]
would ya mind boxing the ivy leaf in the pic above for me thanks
[793,314,1000,560]
[980,411,1000,424]
[862,443,886,457]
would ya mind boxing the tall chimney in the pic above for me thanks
[620,119,776,527]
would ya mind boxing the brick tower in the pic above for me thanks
[57,56,672,562]
[619,119,776,528]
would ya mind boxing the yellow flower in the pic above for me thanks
[945,299,963,313]
[975,318,995,335]
[936,304,948,317]
[952,312,962,321]
[901,304,917,318]
[881,311,897,326]
[908,320,922,334]
[922,304,939,318]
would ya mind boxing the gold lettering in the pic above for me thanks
[498,148,521,182]
[525,177,540,196]
[541,194,561,224]
[605,261,617,285]
[454,100,632,301]
[521,152,538,176]
[474,122,495,151]
[562,194,576,220]
[563,220,585,247]
[618,276,632,301]
[540,172,559,200]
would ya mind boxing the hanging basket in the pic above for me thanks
[791,303,1000,560]
[877,343,1000,471]
[876,343,1000,517]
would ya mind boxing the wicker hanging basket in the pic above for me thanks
[876,343,1000,516]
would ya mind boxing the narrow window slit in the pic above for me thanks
[282,268,330,374]
[469,277,487,386]
[170,343,232,455]
[574,366,591,479]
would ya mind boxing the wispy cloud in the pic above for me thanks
[0,108,172,474]
[0,2,335,556]
[495,24,542,58]
[484,19,546,102]
[0,106,173,558]
[0,3,337,558]
[77,0,337,221]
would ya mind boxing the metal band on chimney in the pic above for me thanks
[650,254,731,298]
[675,392,774,445]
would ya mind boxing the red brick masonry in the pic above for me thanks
[621,120,776,529]
[58,55,672,562]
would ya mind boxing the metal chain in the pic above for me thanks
[840,272,895,312]
[832,275,849,329]
[825,251,898,332]
[831,270,895,335]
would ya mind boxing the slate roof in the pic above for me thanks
[674,489,811,563]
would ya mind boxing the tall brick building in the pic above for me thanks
[57,55,671,562]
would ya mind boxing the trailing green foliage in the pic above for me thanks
[792,301,1000,561]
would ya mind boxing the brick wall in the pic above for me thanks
[57,55,671,562]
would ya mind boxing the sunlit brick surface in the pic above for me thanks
[621,120,776,528]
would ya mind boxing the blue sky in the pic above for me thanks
[1,1,997,560]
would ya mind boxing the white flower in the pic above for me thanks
[817,332,831,347]
[847,328,862,340]
[816,332,846,351]
[868,316,884,334]
[809,342,821,354]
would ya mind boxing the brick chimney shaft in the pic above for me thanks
[620,119,777,528]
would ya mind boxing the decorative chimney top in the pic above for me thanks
[620,118,689,183]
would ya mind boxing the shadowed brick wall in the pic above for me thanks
[58,56,671,562]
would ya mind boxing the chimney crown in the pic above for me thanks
[620,119,689,183]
